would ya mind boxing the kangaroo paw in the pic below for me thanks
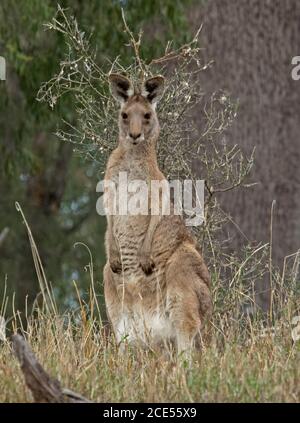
[110,257,122,274]
[139,255,155,275]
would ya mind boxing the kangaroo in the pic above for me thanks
[103,73,212,353]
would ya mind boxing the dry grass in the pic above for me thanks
[0,220,299,403]
[0,206,299,403]
[0,304,299,403]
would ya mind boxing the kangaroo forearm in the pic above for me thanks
[106,217,119,257]
[109,234,119,257]
[142,215,161,253]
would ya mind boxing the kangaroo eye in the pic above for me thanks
[144,113,151,120]
[121,112,128,119]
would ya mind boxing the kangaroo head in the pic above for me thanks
[109,74,165,147]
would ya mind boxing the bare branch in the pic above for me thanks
[12,334,92,403]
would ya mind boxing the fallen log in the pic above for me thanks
[12,334,92,403]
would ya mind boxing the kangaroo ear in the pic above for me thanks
[109,73,134,104]
[142,76,165,106]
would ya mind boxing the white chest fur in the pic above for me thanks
[115,310,174,346]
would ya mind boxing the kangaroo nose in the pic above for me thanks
[129,132,141,140]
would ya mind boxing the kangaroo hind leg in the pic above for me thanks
[165,245,212,354]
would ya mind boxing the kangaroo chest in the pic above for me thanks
[110,159,151,271]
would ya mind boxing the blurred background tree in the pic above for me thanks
[193,0,300,308]
[0,0,194,314]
